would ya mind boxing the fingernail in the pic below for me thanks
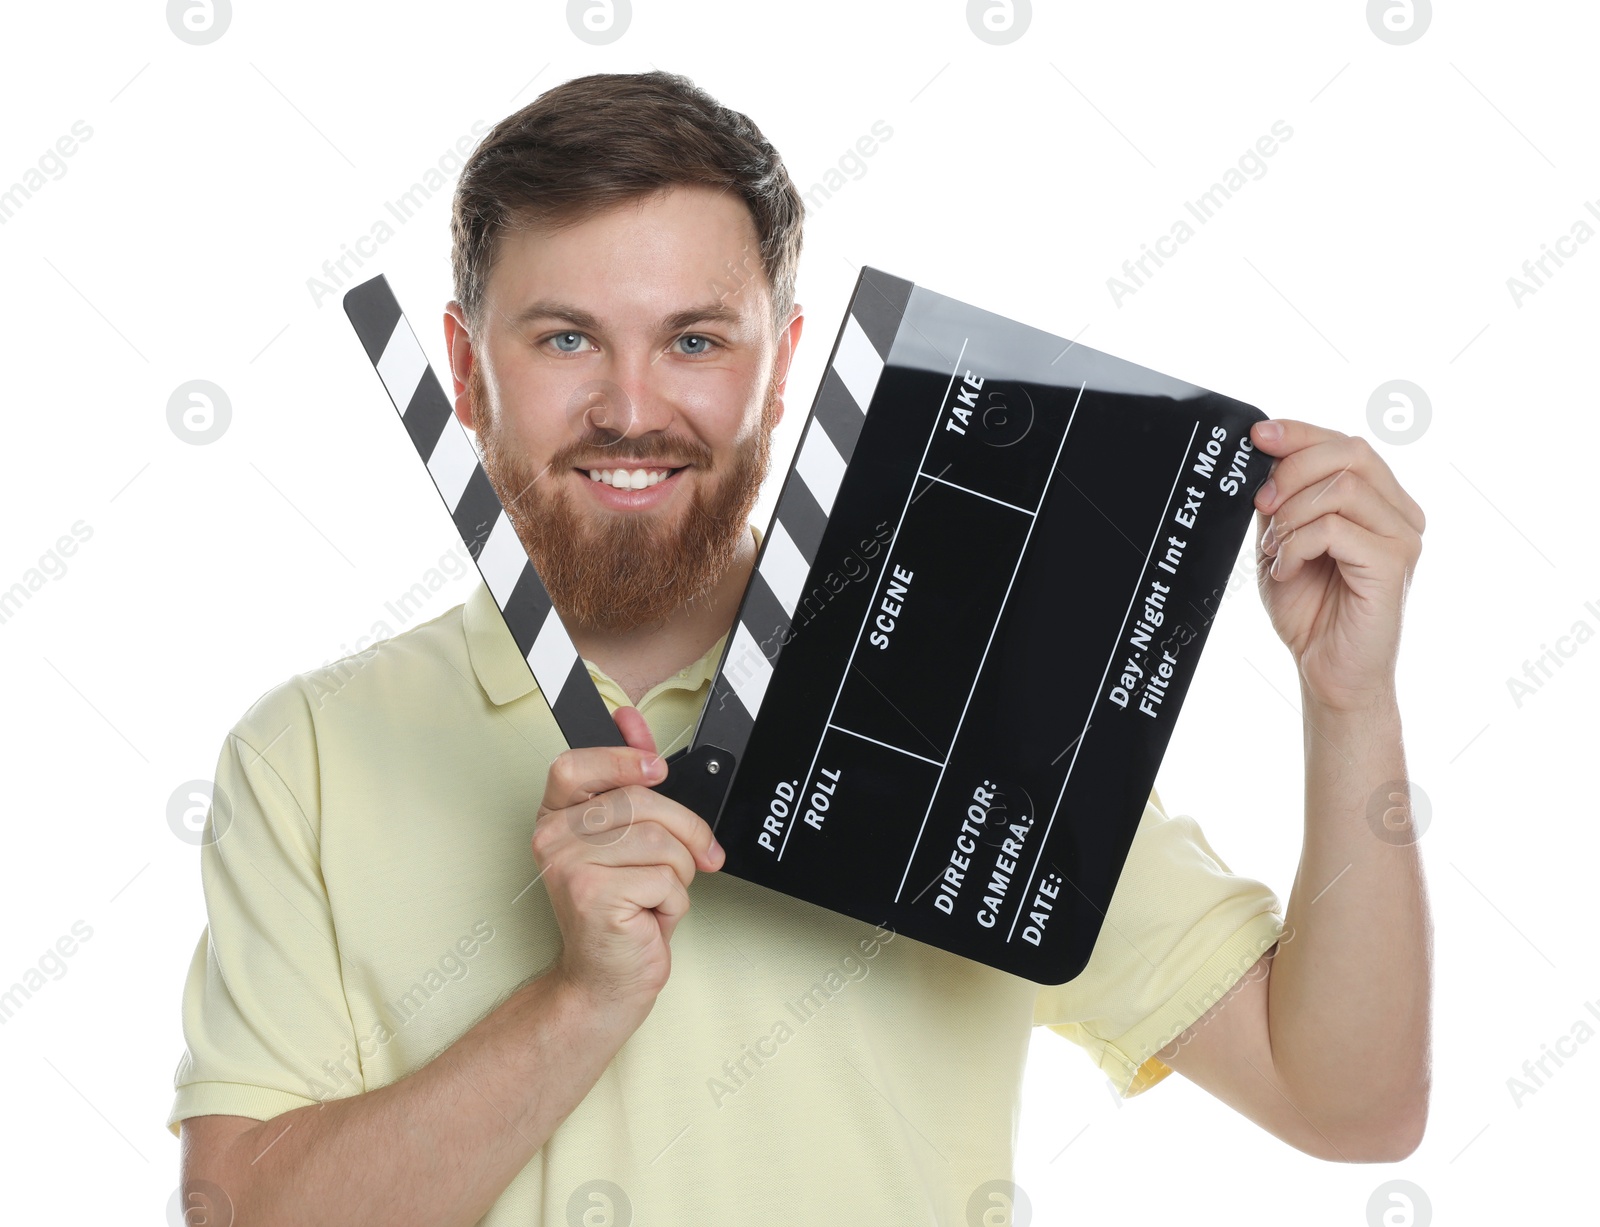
[1257,420,1283,443]
[1262,521,1277,553]
[1256,478,1276,507]
[644,755,666,782]
[709,836,725,864]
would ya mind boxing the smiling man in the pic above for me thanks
[170,70,1430,1226]
[455,177,797,701]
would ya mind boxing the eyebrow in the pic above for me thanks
[509,299,745,334]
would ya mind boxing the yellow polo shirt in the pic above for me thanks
[167,522,1284,1223]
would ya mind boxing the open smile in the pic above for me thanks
[574,464,690,506]
[581,465,687,489]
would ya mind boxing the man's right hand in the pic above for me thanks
[531,705,725,1019]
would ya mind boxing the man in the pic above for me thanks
[170,70,1429,1225]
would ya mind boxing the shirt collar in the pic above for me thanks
[464,521,763,707]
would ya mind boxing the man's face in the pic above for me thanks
[450,184,801,633]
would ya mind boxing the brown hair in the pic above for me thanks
[451,70,803,337]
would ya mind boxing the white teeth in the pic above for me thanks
[585,467,675,488]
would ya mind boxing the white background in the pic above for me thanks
[1,1,1594,1223]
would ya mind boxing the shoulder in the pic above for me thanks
[221,599,476,787]
[304,599,472,713]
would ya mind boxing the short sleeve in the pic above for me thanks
[1032,787,1284,1098]
[166,680,362,1138]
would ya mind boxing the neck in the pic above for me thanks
[566,523,757,707]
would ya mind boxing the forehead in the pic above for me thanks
[485,184,770,323]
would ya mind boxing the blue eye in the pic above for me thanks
[676,334,717,355]
[549,331,587,353]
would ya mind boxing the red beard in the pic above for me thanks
[471,363,775,632]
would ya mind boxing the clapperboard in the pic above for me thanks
[343,267,1271,985]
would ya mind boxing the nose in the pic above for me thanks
[564,377,674,453]
[600,347,678,441]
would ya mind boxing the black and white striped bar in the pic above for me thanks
[342,275,625,750]
[691,267,913,759]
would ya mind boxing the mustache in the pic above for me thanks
[550,429,715,472]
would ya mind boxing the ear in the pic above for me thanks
[769,303,804,430]
[443,301,476,430]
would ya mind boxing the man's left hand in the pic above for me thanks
[1249,418,1425,714]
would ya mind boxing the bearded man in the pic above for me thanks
[168,69,1430,1227]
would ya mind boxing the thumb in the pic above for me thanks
[612,705,660,766]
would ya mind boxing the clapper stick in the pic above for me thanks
[341,268,912,822]
[679,268,911,781]
[343,276,625,750]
